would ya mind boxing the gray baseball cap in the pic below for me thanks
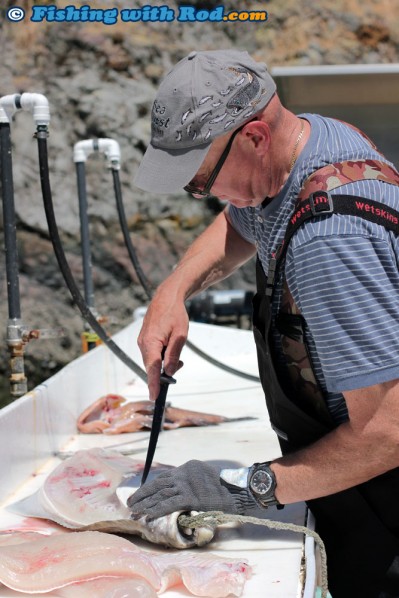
[134,49,276,194]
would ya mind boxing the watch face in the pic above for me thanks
[250,469,273,496]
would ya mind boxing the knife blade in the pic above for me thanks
[141,369,176,486]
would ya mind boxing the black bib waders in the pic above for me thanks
[252,160,399,598]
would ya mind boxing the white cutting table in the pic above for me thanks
[0,320,313,597]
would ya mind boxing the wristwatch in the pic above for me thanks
[219,462,281,509]
[248,462,280,508]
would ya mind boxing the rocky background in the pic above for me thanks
[0,0,398,405]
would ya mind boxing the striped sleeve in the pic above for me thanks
[227,206,255,244]
[287,231,399,392]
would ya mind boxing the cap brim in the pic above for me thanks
[134,141,212,194]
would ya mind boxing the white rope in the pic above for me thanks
[178,511,329,598]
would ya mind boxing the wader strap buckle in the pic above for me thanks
[308,190,334,216]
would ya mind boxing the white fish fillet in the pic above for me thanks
[0,517,66,538]
[55,577,158,598]
[0,531,54,546]
[0,530,251,597]
[0,531,157,597]
[8,448,215,549]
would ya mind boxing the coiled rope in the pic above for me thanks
[178,511,329,598]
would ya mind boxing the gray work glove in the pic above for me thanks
[127,460,258,520]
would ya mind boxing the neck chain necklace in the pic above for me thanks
[289,119,305,172]
[260,118,305,208]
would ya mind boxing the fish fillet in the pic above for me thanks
[0,530,251,597]
[77,396,235,434]
[0,532,157,597]
[8,448,216,549]
[56,577,158,598]
[0,531,55,546]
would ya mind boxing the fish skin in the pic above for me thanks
[0,530,251,597]
[78,397,232,434]
[9,449,156,528]
[8,448,215,549]
[165,406,227,427]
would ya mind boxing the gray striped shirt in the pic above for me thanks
[229,113,399,423]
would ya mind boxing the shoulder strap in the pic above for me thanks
[265,159,399,297]
[297,158,399,200]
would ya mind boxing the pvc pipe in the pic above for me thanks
[73,138,121,351]
[73,138,121,168]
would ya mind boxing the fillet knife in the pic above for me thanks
[141,357,176,486]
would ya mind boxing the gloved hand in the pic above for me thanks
[127,460,259,519]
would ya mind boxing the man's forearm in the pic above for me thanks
[156,209,256,302]
[272,425,372,504]
[137,210,256,398]
[271,381,399,504]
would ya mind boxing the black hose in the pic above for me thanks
[112,168,153,301]
[0,122,21,320]
[76,161,95,309]
[36,126,147,383]
[111,167,260,384]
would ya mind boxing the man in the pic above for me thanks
[128,50,399,597]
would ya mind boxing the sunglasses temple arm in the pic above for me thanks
[202,126,242,194]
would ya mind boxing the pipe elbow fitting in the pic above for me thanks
[73,139,96,163]
[20,93,50,126]
[98,138,121,169]
[0,94,22,123]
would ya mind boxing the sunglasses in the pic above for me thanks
[184,123,246,198]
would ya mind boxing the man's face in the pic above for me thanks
[185,124,265,208]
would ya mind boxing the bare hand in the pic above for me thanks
[138,291,187,400]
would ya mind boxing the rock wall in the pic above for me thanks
[0,0,398,402]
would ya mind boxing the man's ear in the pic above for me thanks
[242,120,271,155]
